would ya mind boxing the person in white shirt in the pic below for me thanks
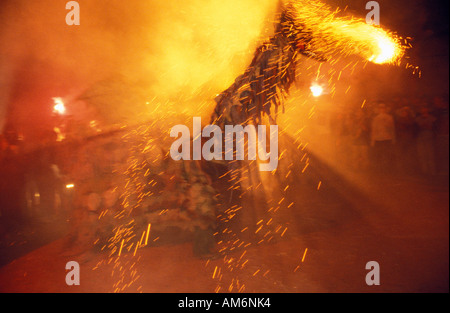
[371,103,396,173]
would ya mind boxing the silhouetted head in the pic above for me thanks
[378,103,387,113]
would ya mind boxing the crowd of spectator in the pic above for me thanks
[331,95,449,177]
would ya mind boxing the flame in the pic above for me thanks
[52,97,66,115]
[368,31,400,64]
[310,84,324,97]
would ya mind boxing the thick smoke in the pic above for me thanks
[0,0,277,135]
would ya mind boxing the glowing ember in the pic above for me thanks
[310,84,324,97]
[52,97,66,115]
[94,0,411,294]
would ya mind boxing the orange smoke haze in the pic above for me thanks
[0,0,278,134]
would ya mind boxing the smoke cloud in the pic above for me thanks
[0,0,277,134]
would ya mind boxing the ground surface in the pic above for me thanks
[0,168,448,293]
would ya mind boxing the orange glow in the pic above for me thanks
[52,97,66,115]
[53,98,66,115]
[310,84,324,97]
